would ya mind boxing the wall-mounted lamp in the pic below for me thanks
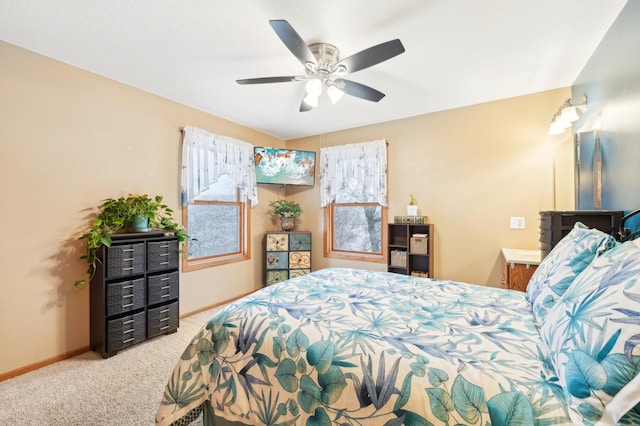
[548,96,588,135]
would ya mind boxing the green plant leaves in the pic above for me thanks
[600,353,640,396]
[298,374,323,413]
[287,329,309,357]
[425,388,454,423]
[317,365,347,405]
[306,407,330,426]
[307,341,335,375]
[565,350,607,398]
[487,391,534,426]
[451,375,488,424]
[76,193,190,286]
[427,368,448,387]
[275,359,298,392]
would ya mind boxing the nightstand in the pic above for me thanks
[501,248,541,292]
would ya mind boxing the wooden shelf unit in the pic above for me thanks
[388,223,434,278]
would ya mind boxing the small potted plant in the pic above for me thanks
[75,194,189,288]
[268,200,302,231]
[407,194,418,216]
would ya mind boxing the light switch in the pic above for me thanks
[510,217,525,229]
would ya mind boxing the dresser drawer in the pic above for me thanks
[106,278,145,316]
[289,251,311,269]
[290,233,311,251]
[106,243,145,278]
[147,301,179,338]
[106,311,146,353]
[147,271,179,305]
[147,240,178,271]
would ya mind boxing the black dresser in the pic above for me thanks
[539,210,623,259]
[90,231,179,358]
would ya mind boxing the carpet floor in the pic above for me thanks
[0,306,224,425]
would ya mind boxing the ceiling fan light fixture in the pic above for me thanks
[239,20,405,112]
[327,85,344,104]
[303,93,319,108]
[305,78,323,96]
[333,64,348,75]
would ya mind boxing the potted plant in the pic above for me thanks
[268,200,302,231]
[407,194,418,216]
[75,194,189,288]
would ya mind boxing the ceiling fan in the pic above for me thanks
[236,20,405,112]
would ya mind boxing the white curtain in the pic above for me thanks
[181,126,258,206]
[319,139,387,207]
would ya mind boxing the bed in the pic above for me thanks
[157,223,640,426]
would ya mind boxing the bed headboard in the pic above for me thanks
[619,208,640,241]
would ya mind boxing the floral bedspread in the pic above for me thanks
[157,268,571,425]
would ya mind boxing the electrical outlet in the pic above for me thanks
[510,217,525,229]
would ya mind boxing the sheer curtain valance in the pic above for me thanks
[181,126,258,206]
[319,139,388,207]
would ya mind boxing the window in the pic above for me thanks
[324,202,387,261]
[181,126,257,271]
[320,140,388,262]
[182,175,250,271]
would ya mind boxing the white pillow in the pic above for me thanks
[540,241,640,424]
[526,223,615,325]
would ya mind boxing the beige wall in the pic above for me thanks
[0,40,572,377]
[0,41,284,376]
[554,137,576,210]
[289,88,573,284]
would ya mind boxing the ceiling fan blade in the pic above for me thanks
[236,76,300,85]
[336,79,385,102]
[269,20,316,66]
[337,39,405,74]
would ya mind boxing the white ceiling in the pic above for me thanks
[0,1,628,140]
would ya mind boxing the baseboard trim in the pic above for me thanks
[0,346,91,382]
[1,289,258,383]
[180,289,256,318]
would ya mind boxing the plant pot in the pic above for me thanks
[129,215,151,232]
[280,216,295,231]
[407,205,418,216]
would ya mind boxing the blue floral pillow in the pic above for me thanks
[540,241,640,425]
[527,223,615,325]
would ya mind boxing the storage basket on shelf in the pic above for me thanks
[390,250,407,268]
[410,236,428,254]
[411,271,429,278]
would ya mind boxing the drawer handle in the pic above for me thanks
[123,319,134,325]
[160,317,170,322]
[122,303,134,308]
[160,325,170,331]
[160,308,170,314]
[123,257,134,261]
[123,329,134,334]
[160,285,170,290]
[160,261,169,265]
[159,253,169,257]
[161,294,170,298]
[123,338,135,344]
[122,249,134,252]
[122,267,134,271]
[160,277,171,281]
[122,284,133,290]
[122,294,134,299]
[160,244,170,248]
